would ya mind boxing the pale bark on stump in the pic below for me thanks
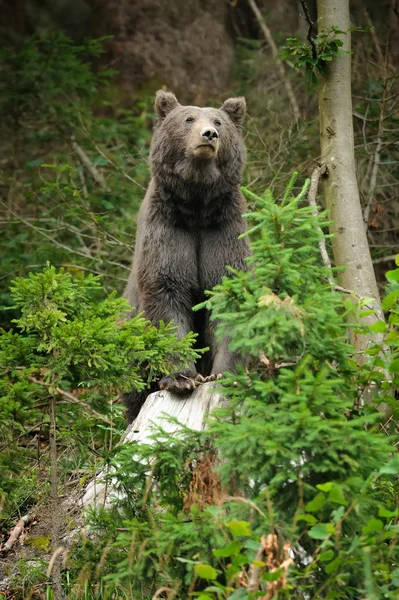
[81,383,228,510]
[317,0,385,356]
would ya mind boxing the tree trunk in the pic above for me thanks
[317,0,384,355]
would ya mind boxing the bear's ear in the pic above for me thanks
[221,97,246,126]
[155,90,180,120]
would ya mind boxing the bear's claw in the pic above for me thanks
[159,371,224,394]
[194,373,224,384]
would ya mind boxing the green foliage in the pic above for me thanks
[0,32,111,128]
[0,32,152,319]
[9,558,49,598]
[0,264,199,526]
[61,177,399,599]
[281,26,350,85]
[363,254,399,419]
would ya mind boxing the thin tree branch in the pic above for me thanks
[307,166,373,303]
[0,201,94,261]
[363,9,385,67]
[247,0,301,121]
[224,496,267,518]
[71,136,108,192]
[307,164,334,284]
[76,165,88,198]
[47,546,66,580]
[373,254,398,264]
[55,387,115,427]
[299,0,317,60]
[0,201,131,271]
[364,50,389,231]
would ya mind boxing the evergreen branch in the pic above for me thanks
[27,376,115,426]
[282,170,299,204]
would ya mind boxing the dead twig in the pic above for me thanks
[247,0,301,121]
[224,496,266,518]
[55,388,115,427]
[47,545,67,578]
[363,9,386,67]
[71,136,108,192]
[76,165,88,199]
[363,50,389,231]
[0,201,94,261]
[0,513,36,555]
[0,201,131,271]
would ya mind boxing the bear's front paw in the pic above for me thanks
[159,369,197,394]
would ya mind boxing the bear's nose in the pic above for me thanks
[201,127,219,142]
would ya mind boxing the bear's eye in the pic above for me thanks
[185,116,195,123]
[214,119,222,127]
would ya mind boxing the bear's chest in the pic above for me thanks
[162,193,232,231]
[170,204,222,230]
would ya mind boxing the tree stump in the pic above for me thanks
[81,382,228,510]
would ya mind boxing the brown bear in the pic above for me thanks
[123,90,249,422]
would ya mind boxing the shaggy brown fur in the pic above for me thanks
[123,90,249,422]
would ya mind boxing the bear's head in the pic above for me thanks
[150,90,246,191]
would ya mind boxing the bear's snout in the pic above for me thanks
[201,127,219,142]
[188,120,220,159]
